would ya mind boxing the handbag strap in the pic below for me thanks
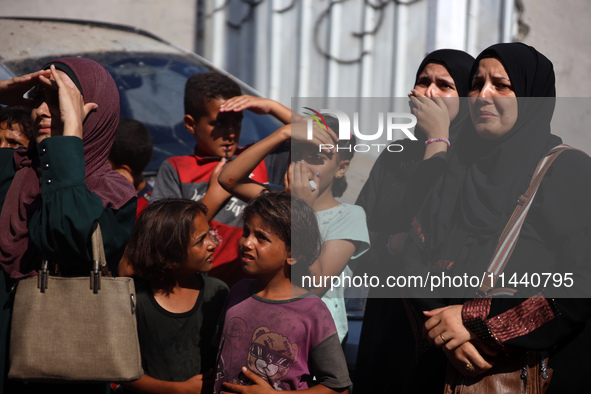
[90,223,110,293]
[478,144,577,295]
[39,223,110,293]
[91,223,109,274]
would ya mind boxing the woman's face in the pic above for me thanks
[468,57,518,140]
[414,63,460,122]
[31,70,79,144]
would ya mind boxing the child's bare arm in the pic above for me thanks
[218,119,337,202]
[306,239,356,297]
[201,158,232,221]
[121,372,212,394]
[219,95,302,124]
[221,367,349,394]
[218,125,292,202]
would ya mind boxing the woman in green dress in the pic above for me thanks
[0,58,137,393]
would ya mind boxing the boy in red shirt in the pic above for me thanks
[151,73,290,288]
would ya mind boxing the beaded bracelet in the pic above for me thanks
[425,137,451,147]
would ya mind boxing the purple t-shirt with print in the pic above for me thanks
[214,280,351,392]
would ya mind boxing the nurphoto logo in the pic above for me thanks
[303,107,417,153]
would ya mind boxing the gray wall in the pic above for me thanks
[521,0,591,98]
[4,0,589,98]
[520,0,591,153]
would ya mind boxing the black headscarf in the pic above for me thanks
[411,49,475,144]
[413,43,562,274]
[396,49,475,180]
[415,49,475,107]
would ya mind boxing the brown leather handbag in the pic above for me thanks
[444,351,552,394]
[8,224,143,383]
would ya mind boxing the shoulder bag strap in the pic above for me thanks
[478,144,580,295]
[90,223,110,293]
[39,222,110,293]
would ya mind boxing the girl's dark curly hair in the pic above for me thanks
[124,198,208,283]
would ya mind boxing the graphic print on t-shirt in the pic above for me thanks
[247,327,298,390]
[220,320,298,391]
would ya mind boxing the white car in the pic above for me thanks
[0,17,283,176]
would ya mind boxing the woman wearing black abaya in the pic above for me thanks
[353,49,474,393]
[404,43,591,392]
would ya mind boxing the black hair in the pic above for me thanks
[322,114,356,197]
[243,191,321,268]
[184,72,242,120]
[0,106,33,142]
[124,198,208,290]
[108,118,153,176]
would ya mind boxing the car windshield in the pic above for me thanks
[5,52,281,173]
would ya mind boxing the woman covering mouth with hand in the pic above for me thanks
[354,48,474,393]
[404,43,591,393]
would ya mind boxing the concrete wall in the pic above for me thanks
[520,0,591,153]
[521,0,591,97]
[3,0,589,97]
[5,0,588,94]
[2,0,198,51]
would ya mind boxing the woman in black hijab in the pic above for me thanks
[404,43,591,392]
[353,49,474,393]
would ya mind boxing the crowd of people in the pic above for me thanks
[0,41,588,394]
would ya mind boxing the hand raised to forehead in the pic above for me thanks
[0,69,52,106]
[39,65,98,139]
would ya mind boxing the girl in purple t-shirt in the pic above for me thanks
[215,191,351,393]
